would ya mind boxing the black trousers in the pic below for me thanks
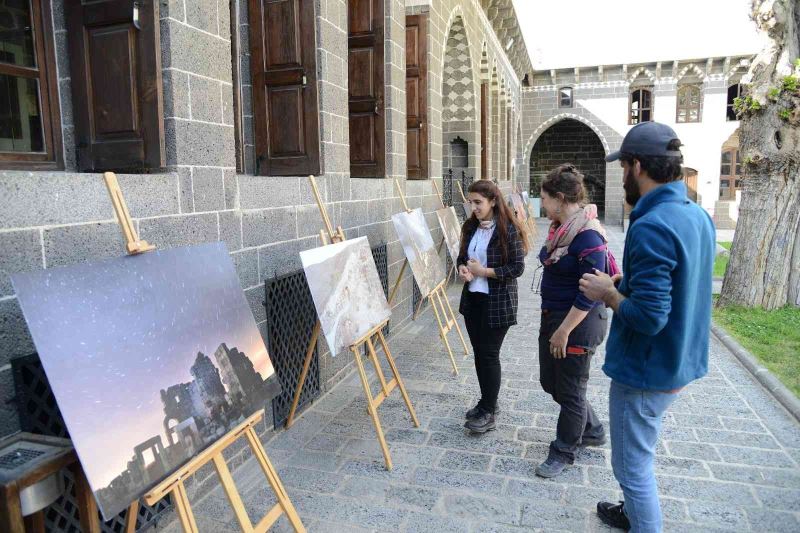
[538,306,608,463]
[463,291,510,411]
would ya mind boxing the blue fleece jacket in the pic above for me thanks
[603,180,716,390]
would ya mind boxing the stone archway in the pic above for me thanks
[441,16,477,180]
[529,119,607,217]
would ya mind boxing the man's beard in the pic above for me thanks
[624,166,642,207]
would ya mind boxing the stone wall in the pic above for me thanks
[0,0,523,496]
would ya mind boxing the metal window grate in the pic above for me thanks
[11,354,172,532]
[443,168,454,207]
[366,243,390,351]
[264,270,321,429]
[0,447,45,470]
[461,170,473,195]
[412,279,429,316]
[371,243,390,335]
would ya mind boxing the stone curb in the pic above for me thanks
[711,321,800,423]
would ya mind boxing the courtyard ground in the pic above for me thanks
[159,221,800,532]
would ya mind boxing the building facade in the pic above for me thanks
[520,56,754,227]
[0,0,531,490]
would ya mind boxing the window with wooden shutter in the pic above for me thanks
[348,0,385,178]
[248,0,320,176]
[66,0,164,172]
[405,14,427,180]
[480,82,488,179]
[0,0,62,170]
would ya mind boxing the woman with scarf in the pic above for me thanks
[534,163,612,479]
[457,179,529,434]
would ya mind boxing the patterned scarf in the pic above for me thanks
[543,204,607,265]
[479,219,496,230]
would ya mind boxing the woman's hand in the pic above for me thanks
[549,327,570,359]
[458,264,474,282]
[466,258,485,277]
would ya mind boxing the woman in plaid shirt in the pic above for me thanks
[457,180,530,434]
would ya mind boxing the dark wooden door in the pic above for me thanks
[248,0,320,176]
[480,82,488,179]
[405,14,427,180]
[66,0,164,171]
[348,0,385,178]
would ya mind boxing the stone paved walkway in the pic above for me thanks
[163,222,800,532]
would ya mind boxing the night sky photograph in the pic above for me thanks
[12,242,279,519]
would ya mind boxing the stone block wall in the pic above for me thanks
[0,0,524,464]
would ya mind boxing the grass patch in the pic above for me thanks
[714,301,800,398]
[713,242,732,278]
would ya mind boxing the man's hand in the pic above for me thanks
[580,270,624,309]
[458,264,474,282]
[549,327,569,359]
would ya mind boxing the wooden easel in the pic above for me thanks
[387,179,469,375]
[102,172,305,533]
[285,176,419,471]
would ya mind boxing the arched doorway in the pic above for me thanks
[719,129,742,201]
[714,129,741,229]
[529,119,607,217]
[441,16,476,179]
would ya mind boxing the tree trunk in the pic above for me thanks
[789,225,800,305]
[718,0,800,309]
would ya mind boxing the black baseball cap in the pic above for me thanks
[605,121,683,162]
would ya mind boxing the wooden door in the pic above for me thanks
[349,0,385,178]
[480,82,488,179]
[719,149,741,200]
[248,0,320,176]
[66,0,164,171]
[405,14,427,180]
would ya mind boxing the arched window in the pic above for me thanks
[719,148,742,200]
[726,84,741,121]
[629,88,653,124]
[676,86,702,123]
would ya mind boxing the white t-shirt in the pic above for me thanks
[467,224,494,294]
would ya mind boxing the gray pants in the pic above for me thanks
[538,306,608,463]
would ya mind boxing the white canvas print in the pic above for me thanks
[510,193,528,221]
[391,208,445,297]
[11,243,280,520]
[436,206,462,265]
[462,201,473,220]
[300,237,391,356]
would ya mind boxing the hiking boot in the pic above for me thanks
[464,410,496,433]
[534,457,568,478]
[465,403,500,419]
[597,501,630,530]
[580,434,607,447]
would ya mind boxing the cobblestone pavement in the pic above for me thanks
[164,222,800,532]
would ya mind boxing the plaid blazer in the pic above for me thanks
[457,223,526,328]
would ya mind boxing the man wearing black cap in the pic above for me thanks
[579,122,715,532]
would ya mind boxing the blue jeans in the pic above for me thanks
[610,380,677,533]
